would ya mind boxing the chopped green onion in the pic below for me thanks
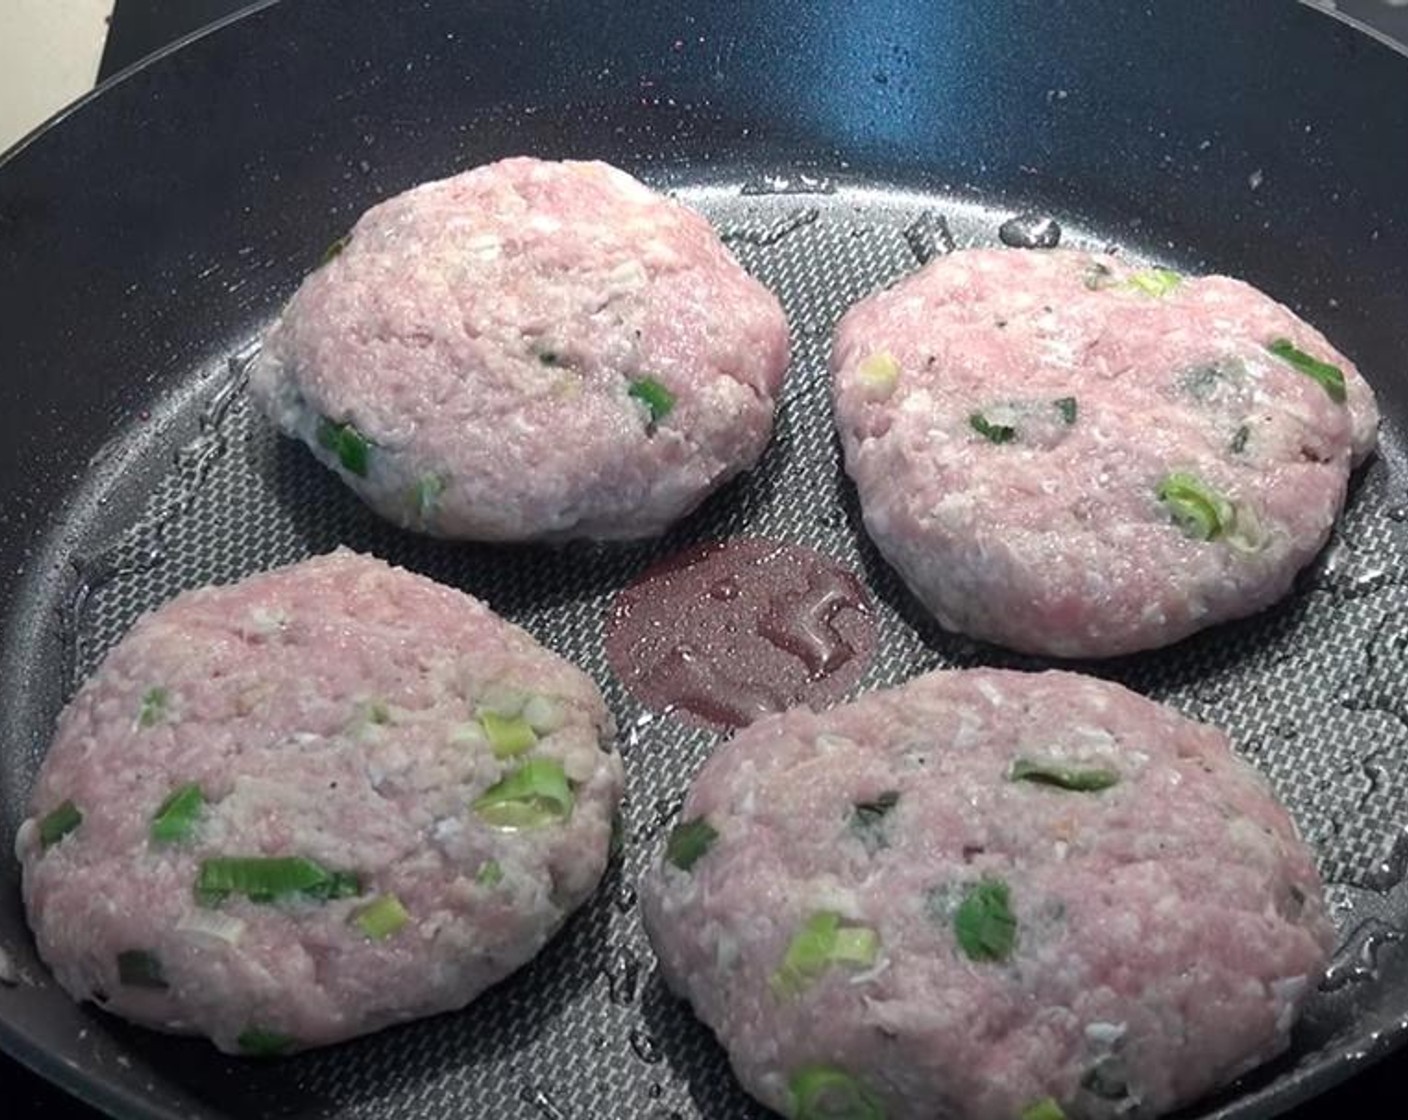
[38,800,82,849]
[116,950,169,990]
[1126,268,1182,297]
[412,473,445,522]
[1020,1098,1067,1120]
[609,812,625,861]
[1054,396,1077,425]
[1265,338,1347,403]
[366,700,391,725]
[138,686,168,728]
[320,233,350,267]
[970,412,1016,444]
[773,911,880,996]
[472,758,574,829]
[316,417,372,476]
[849,791,899,854]
[857,352,901,396]
[150,783,206,845]
[196,856,360,907]
[954,878,1017,963]
[1230,424,1251,454]
[1156,472,1233,541]
[832,926,881,966]
[627,376,676,424]
[1010,759,1119,792]
[237,1027,294,1057]
[535,346,563,367]
[479,711,538,759]
[665,817,718,871]
[353,894,410,940]
[476,859,504,886]
[789,1065,885,1120]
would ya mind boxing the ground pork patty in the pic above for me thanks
[831,247,1380,657]
[17,549,623,1054]
[641,668,1333,1120]
[249,156,790,542]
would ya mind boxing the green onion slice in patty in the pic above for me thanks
[1020,1098,1067,1120]
[1230,424,1251,454]
[954,878,1017,963]
[1054,396,1078,425]
[1265,338,1347,403]
[665,817,719,871]
[773,911,880,996]
[150,783,206,844]
[237,1027,295,1057]
[412,473,444,521]
[789,1065,886,1120]
[1126,268,1182,297]
[117,949,169,990]
[320,233,350,266]
[628,376,675,423]
[1156,472,1233,541]
[353,894,410,940]
[1009,759,1119,792]
[39,800,83,849]
[476,859,504,886]
[472,758,574,829]
[479,711,538,759]
[969,412,1016,444]
[196,856,360,907]
[316,417,372,476]
[138,686,168,728]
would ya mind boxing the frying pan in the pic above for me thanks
[3,1,1408,1118]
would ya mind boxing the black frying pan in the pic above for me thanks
[3,2,1408,1118]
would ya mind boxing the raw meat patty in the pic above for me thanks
[17,549,623,1055]
[250,156,790,542]
[831,247,1379,657]
[641,668,1333,1120]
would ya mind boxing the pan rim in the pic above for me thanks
[2,1,1408,1118]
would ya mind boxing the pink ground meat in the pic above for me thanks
[18,549,623,1054]
[831,248,1379,657]
[642,667,1333,1120]
[251,157,790,542]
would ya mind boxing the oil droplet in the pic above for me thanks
[1387,505,1408,523]
[720,207,821,247]
[1320,918,1407,992]
[1365,829,1408,893]
[998,213,1062,249]
[615,882,638,912]
[631,795,683,845]
[629,1026,664,1064]
[1305,536,1350,592]
[902,211,955,266]
[1340,614,1408,730]
[740,174,837,196]
[1335,563,1404,603]
[518,1085,566,1119]
[606,946,641,1005]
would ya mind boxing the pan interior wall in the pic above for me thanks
[5,184,1408,1120]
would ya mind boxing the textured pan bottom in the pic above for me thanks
[11,182,1408,1119]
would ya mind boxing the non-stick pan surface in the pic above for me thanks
[3,2,1408,1118]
